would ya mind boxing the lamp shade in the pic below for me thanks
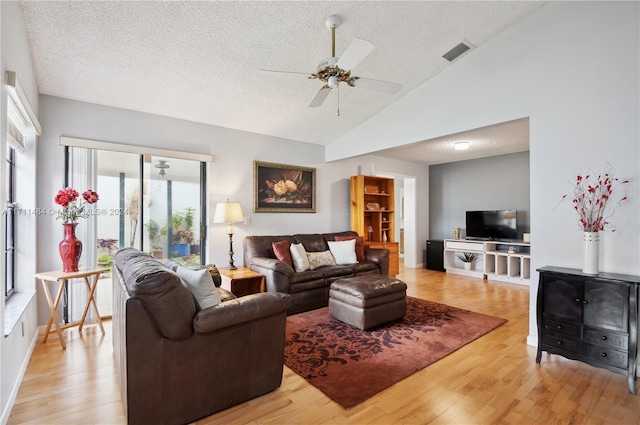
[213,201,244,224]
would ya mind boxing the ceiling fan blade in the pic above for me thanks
[259,69,312,77]
[336,38,375,71]
[351,77,402,94]
[308,86,332,108]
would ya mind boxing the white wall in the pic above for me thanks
[326,2,640,346]
[0,1,40,423]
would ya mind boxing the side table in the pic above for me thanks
[35,267,109,349]
[218,267,265,297]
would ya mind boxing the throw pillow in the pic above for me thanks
[176,265,221,310]
[328,239,358,265]
[166,261,222,287]
[307,250,337,270]
[289,243,310,272]
[334,235,365,262]
[272,240,293,267]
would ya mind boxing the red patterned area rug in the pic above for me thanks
[284,296,507,409]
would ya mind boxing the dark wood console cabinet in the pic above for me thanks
[536,266,640,394]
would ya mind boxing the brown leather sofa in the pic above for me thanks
[112,248,292,425]
[243,231,389,315]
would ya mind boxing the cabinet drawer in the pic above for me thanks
[543,318,580,338]
[542,334,579,352]
[582,343,628,369]
[444,240,483,252]
[583,327,628,351]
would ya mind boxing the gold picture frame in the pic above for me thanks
[253,161,316,213]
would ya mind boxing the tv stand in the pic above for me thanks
[443,239,485,279]
[444,239,530,285]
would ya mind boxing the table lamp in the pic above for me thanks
[213,199,244,270]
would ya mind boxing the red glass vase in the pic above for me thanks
[59,223,82,272]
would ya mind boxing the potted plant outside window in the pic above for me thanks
[171,212,187,257]
[145,219,167,259]
[183,206,200,255]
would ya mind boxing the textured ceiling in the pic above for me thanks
[20,0,543,162]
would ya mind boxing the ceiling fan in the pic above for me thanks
[261,15,402,114]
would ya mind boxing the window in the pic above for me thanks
[4,78,30,300]
[4,145,16,299]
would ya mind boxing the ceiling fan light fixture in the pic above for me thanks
[454,141,469,151]
[262,14,402,112]
[155,160,170,178]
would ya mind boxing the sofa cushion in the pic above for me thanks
[320,264,355,278]
[289,277,327,293]
[272,240,293,267]
[293,233,328,252]
[115,248,196,340]
[290,243,310,272]
[243,235,296,266]
[289,269,324,284]
[328,239,358,265]
[334,235,365,262]
[217,287,237,302]
[307,250,336,270]
[176,265,221,310]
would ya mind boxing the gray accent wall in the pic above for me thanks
[429,151,530,240]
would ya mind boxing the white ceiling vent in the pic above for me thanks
[442,41,474,62]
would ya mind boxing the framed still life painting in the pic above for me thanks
[253,161,316,213]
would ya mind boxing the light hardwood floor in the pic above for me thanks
[8,267,640,424]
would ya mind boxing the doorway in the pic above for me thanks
[377,172,417,269]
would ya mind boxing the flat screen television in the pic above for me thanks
[466,210,518,241]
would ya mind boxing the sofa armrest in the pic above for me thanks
[251,256,294,276]
[248,256,295,294]
[365,248,390,276]
[193,292,291,334]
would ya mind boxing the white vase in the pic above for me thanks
[464,262,472,271]
[582,231,599,275]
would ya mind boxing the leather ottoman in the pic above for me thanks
[329,275,407,330]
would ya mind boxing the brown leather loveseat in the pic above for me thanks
[243,231,389,315]
[112,248,291,425]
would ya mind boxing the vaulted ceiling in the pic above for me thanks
[20,0,543,163]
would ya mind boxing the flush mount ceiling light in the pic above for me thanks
[454,141,469,150]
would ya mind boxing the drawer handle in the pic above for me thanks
[582,299,589,305]
[556,340,563,346]
[601,352,607,358]
[601,335,608,341]
[557,325,563,330]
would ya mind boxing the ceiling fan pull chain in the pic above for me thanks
[337,84,340,116]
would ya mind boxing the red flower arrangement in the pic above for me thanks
[54,187,99,223]
[562,164,629,232]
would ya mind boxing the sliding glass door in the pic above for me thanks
[66,148,206,321]
[143,155,202,265]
